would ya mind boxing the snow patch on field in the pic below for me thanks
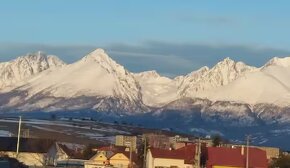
[0,130,12,137]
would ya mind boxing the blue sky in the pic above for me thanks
[1,1,290,76]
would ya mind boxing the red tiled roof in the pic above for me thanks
[238,147,268,168]
[150,144,196,164]
[207,147,268,168]
[207,147,244,168]
[58,144,83,159]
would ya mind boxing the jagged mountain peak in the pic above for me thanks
[82,48,111,62]
[11,51,43,63]
[264,56,290,68]
[211,57,257,75]
[80,48,128,75]
[9,51,66,67]
[219,57,235,63]
[46,55,66,66]
[176,57,257,98]
[24,51,46,57]
[18,51,47,59]
[0,52,65,89]
[188,66,209,76]
[214,57,245,68]
[134,70,161,79]
[1,49,147,113]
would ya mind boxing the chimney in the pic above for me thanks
[241,145,245,155]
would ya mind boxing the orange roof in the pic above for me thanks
[207,147,268,168]
[207,147,244,168]
[238,147,268,168]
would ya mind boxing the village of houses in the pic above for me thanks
[0,127,288,168]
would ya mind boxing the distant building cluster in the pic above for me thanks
[0,132,285,168]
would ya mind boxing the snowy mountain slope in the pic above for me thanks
[0,49,290,123]
[176,58,258,98]
[0,49,147,113]
[139,56,290,126]
[200,58,290,106]
[157,98,257,126]
[263,57,290,68]
[134,58,258,107]
[133,71,178,107]
[2,51,290,149]
[0,52,65,89]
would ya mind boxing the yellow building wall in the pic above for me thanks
[110,153,130,168]
[85,153,109,168]
[92,153,108,163]
[153,158,194,168]
[5,151,45,167]
[146,150,193,168]
[213,166,242,168]
[85,162,107,168]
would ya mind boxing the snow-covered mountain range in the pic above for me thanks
[0,49,290,125]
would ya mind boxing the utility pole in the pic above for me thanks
[16,116,22,157]
[143,136,147,168]
[246,135,250,168]
[130,141,132,168]
[195,138,201,168]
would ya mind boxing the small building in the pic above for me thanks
[85,145,139,168]
[109,151,139,168]
[85,146,116,168]
[146,144,197,168]
[199,139,214,147]
[0,137,85,167]
[85,152,111,168]
[0,137,55,167]
[169,135,189,144]
[143,133,171,150]
[51,143,85,167]
[115,135,137,152]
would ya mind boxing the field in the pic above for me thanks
[0,117,172,146]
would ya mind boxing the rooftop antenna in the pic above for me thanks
[143,136,147,168]
[246,135,251,168]
[130,141,132,168]
[195,138,201,168]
